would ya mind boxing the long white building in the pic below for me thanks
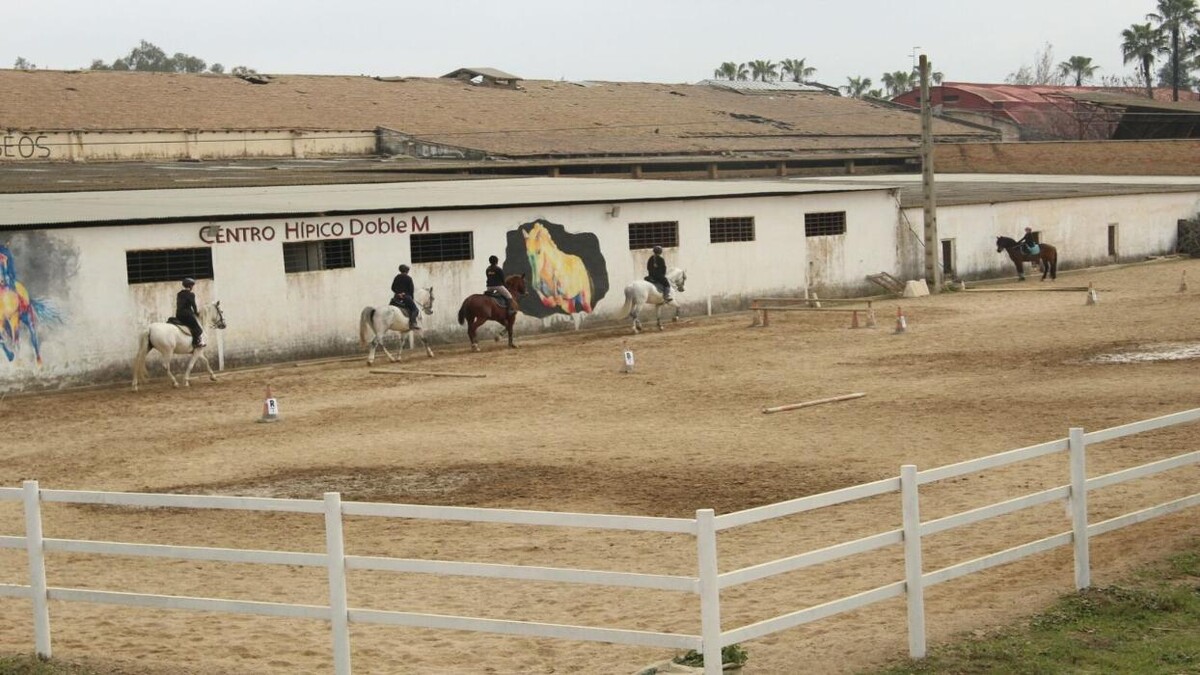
[1,176,1197,392]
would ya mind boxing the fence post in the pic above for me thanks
[696,509,722,675]
[323,492,352,675]
[1069,427,1091,590]
[22,480,51,659]
[901,465,926,659]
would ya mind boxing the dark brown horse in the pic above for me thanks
[457,274,528,351]
[996,236,1058,281]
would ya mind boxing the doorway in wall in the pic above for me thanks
[940,239,956,278]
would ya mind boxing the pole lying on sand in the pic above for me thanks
[369,370,487,378]
[762,392,866,414]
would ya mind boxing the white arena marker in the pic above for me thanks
[259,386,280,423]
[622,348,635,374]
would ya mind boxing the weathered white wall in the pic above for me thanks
[0,189,899,391]
[0,129,374,162]
[905,191,1200,279]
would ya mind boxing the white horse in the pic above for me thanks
[359,287,435,365]
[617,268,687,333]
[131,301,227,391]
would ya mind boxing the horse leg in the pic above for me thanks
[630,302,642,334]
[1015,260,1025,281]
[656,304,664,331]
[182,352,200,387]
[467,317,482,352]
[162,349,181,388]
[506,315,518,348]
[378,333,400,363]
[672,299,682,322]
[198,352,218,382]
[418,330,434,358]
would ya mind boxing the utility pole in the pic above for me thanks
[919,54,940,293]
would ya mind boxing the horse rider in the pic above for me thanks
[485,255,518,317]
[390,264,419,329]
[646,245,672,303]
[1016,227,1040,256]
[175,277,205,348]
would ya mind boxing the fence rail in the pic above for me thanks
[3,407,1199,675]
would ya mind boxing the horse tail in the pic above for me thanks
[359,307,375,347]
[132,328,152,389]
[618,286,635,319]
[458,300,469,326]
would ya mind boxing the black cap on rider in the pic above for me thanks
[652,245,663,254]
[398,264,410,273]
[182,277,196,288]
[489,255,499,264]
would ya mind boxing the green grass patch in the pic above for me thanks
[871,539,1200,674]
[0,654,103,674]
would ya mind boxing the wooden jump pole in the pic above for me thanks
[762,392,866,414]
[369,369,487,378]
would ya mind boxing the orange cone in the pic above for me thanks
[894,307,908,334]
[259,386,280,423]
[849,310,861,329]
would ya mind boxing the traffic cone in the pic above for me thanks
[1180,271,1188,293]
[259,386,280,423]
[894,307,908,334]
[849,310,861,329]
[1085,282,1099,306]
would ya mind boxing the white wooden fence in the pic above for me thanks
[2,407,1199,675]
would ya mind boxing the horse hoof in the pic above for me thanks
[471,344,480,352]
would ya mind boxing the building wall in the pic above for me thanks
[0,129,374,162]
[906,191,1200,279]
[0,190,899,391]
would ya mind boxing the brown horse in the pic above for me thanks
[996,236,1058,281]
[457,274,528,351]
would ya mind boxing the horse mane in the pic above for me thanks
[996,236,1016,246]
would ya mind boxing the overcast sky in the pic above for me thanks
[7,0,1161,87]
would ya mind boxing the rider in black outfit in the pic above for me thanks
[646,245,672,302]
[1016,227,1038,255]
[390,264,419,329]
[485,255,517,315]
[175,278,204,348]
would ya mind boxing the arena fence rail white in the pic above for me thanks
[2,406,1198,675]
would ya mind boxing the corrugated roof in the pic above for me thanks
[1062,91,1200,112]
[0,176,892,228]
[699,79,828,93]
[0,70,995,158]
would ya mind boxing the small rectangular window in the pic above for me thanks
[411,232,473,263]
[940,239,955,275]
[126,247,213,284]
[804,211,846,237]
[709,216,755,243]
[283,239,355,273]
[628,221,679,250]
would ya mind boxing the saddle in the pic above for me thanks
[644,276,670,295]
[484,289,509,309]
[165,317,193,335]
[1024,244,1041,256]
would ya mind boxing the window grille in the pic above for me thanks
[411,232,473,263]
[628,221,679,250]
[709,216,755,243]
[804,211,847,237]
[126,247,214,284]
[283,239,355,273]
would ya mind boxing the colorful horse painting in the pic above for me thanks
[996,236,1058,281]
[457,274,527,351]
[0,245,47,366]
[522,222,594,322]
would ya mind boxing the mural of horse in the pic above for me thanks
[522,222,594,320]
[0,245,46,366]
[996,236,1058,281]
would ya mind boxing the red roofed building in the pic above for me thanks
[892,83,1200,141]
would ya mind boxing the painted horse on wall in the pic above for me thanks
[523,221,594,329]
[996,236,1058,281]
[457,274,528,351]
[0,245,46,365]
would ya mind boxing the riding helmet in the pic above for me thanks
[652,245,663,254]
[182,277,196,287]
[398,264,410,273]
[489,255,499,264]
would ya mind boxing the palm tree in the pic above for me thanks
[780,58,816,83]
[749,59,779,82]
[1058,56,1099,86]
[712,62,739,80]
[1147,0,1200,101]
[1122,22,1167,98]
[843,75,872,98]
[880,70,916,96]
